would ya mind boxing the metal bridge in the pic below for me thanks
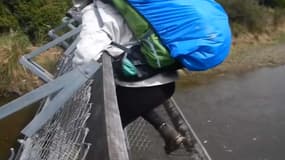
[0,12,212,160]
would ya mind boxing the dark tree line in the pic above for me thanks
[0,0,284,43]
[259,0,285,7]
[0,0,71,43]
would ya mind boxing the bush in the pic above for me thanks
[217,0,273,35]
[273,7,285,26]
[0,32,35,95]
[261,0,285,8]
[0,3,19,32]
[3,0,71,43]
[0,31,61,96]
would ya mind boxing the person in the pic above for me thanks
[72,1,185,154]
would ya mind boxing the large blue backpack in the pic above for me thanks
[113,0,232,71]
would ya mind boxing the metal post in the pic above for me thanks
[85,54,129,160]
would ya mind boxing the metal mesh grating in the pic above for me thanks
[15,45,92,160]
[126,105,208,160]
[126,118,152,152]
[17,83,92,160]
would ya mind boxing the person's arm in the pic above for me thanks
[73,2,134,67]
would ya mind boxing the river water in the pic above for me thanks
[0,97,37,159]
[175,65,285,160]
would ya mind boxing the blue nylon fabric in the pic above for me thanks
[127,0,232,71]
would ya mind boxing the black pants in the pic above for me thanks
[116,82,175,127]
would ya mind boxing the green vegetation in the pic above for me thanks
[0,0,70,96]
[0,0,285,96]
[0,32,60,96]
[0,3,19,32]
[217,0,285,36]
[0,32,33,96]
[0,0,284,41]
[261,0,285,8]
[2,0,71,43]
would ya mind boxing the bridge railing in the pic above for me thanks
[0,17,130,160]
[86,54,129,160]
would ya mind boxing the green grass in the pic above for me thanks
[0,32,61,97]
[276,32,285,43]
[0,32,35,96]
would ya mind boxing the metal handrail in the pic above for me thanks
[0,16,130,160]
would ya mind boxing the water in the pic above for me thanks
[0,97,37,160]
[175,66,285,160]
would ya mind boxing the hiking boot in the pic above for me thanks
[158,123,186,154]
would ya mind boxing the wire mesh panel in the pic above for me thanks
[8,13,130,159]
[12,18,100,160]
[15,44,93,160]
[126,108,194,160]
[17,84,92,160]
[13,29,129,160]
[126,100,211,160]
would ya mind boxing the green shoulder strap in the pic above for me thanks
[112,0,176,69]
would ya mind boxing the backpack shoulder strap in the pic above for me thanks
[93,0,104,28]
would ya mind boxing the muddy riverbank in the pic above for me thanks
[177,37,285,89]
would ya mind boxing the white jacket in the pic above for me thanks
[73,2,134,65]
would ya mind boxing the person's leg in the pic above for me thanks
[141,108,165,128]
[142,109,185,154]
[116,82,184,153]
[116,82,175,127]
